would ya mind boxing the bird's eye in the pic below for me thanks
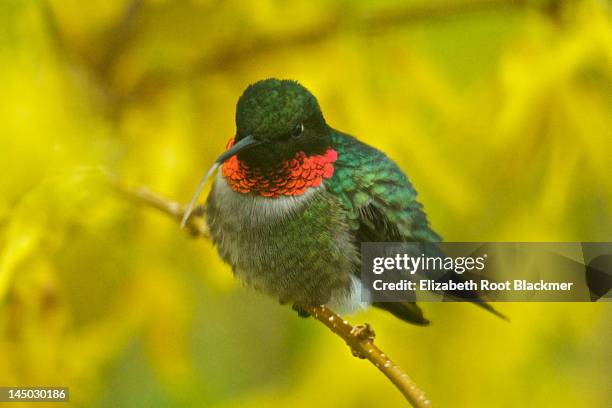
[291,123,304,138]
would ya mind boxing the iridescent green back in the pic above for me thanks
[327,131,441,243]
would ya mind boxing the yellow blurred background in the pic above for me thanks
[0,0,610,406]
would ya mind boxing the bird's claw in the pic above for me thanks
[291,304,311,318]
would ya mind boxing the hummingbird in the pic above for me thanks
[182,78,503,325]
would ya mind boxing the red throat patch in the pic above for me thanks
[221,138,338,197]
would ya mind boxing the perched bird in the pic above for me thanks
[182,78,502,325]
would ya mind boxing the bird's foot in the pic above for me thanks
[292,304,311,318]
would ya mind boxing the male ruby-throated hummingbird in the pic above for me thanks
[182,78,502,324]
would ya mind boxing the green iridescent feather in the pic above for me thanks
[327,131,441,243]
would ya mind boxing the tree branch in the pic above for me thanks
[301,305,432,407]
[111,177,432,407]
[110,176,209,238]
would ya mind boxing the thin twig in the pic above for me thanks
[110,178,432,407]
[301,304,432,407]
[110,176,209,238]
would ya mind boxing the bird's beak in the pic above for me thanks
[180,135,259,228]
[214,134,260,164]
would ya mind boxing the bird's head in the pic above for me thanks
[181,79,336,227]
[232,78,330,165]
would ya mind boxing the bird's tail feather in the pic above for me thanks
[373,301,430,326]
[471,300,509,321]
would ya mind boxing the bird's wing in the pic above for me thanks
[327,132,439,325]
[327,132,507,323]
[327,131,440,244]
